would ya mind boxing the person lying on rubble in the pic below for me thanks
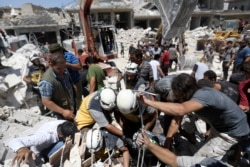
[39,51,76,120]
[23,53,46,94]
[136,73,250,167]
[75,87,130,167]
[8,120,78,166]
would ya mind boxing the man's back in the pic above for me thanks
[192,87,249,137]
[193,62,208,81]
[169,47,178,60]
[87,64,105,90]
[64,51,80,83]
[149,59,160,81]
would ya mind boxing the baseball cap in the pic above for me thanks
[49,43,62,53]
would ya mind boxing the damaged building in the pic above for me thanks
[0,0,250,48]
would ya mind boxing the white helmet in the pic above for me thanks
[125,62,138,74]
[29,54,39,62]
[117,89,138,114]
[99,87,116,111]
[86,129,103,153]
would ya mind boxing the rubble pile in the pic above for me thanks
[184,26,214,55]
[116,27,155,59]
[0,44,43,109]
[0,27,224,166]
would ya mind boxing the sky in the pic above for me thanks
[0,0,78,8]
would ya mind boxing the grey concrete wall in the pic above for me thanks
[229,0,250,10]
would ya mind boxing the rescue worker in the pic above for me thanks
[23,54,46,88]
[75,87,130,167]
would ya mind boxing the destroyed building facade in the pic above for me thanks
[0,0,250,46]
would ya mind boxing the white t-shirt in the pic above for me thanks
[193,62,208,81]
[149,60,160,81]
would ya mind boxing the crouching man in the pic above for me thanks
[75,87,130,167]
[137,73,250,167]
[8,120,78,166]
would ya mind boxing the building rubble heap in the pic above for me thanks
[0,26,226,166]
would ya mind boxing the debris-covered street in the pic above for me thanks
[1,0,250,167]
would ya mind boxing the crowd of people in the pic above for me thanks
[4,37,250,167]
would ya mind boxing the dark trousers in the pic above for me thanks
[222,61,229,80]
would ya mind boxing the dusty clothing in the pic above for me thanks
[176,130,237,166]
[75,92,124,149]
[8,120,65,154]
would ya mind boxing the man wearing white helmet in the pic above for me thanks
[75,87,130,167]
[116,89,157,139]
[123,62,150,91]
[23,54,46,89]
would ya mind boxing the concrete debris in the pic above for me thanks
[184,26,214,55]
[0,44,43,109]
[0,26,226,166]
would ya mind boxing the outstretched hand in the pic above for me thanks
[136,93,147,105]
[135,130,151,149]
[12,147,34,166]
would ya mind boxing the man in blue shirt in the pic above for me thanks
[39,52,75,120]
[49,43,82,109]
[233,40,250,73]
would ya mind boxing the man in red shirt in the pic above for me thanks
[160,46,170,75]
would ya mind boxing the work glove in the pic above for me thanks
[121,135,134,147]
